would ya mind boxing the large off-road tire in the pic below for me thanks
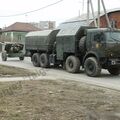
[39,53,49,68]
[79,36,86,53]
[32,53,40,67]
[84,57,101,77]
[65,56,80,73]
[108,67,120,75]
[1,52,7,61]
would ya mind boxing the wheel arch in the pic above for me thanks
[83,52,99,67]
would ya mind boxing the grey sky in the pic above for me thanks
[0,0,119,28]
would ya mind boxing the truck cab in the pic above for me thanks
[84,28,120,76]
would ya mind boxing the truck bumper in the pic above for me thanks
[108,58,120,67]
[7,52,24,57]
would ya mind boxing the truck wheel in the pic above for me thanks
[84,57,101,77]
[1,52,7,61]
[19,56,24,61]
[40,53,49,68]
[79,36,86,53]
[108,67,120,75]
[32,53,40,67]
[65,56,80,73]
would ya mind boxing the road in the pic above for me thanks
[0,57,120,91]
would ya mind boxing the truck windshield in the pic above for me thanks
[105,32,120,43]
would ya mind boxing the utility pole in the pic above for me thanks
[87,0,97,27]
[79,10,80,17]
[87,0,90,26]
[98,0,100,28]
[87,0,110,28]
[97,0,111,28]
[82,0,84,12]
[89,0,97,27]
[101,0,111,28]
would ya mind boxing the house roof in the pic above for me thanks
[2,22,40,32]
[64,8,120,24]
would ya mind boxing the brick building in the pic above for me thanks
[63,8,120,29]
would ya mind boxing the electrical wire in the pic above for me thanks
[0,0,64,17]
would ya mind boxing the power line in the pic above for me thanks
[0,0,64,17]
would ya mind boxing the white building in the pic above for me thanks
[31,21,56,30]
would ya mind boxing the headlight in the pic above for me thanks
[110,53,113,57]
[96,43,100,48]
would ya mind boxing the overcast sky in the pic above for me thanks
[0,0,120,28]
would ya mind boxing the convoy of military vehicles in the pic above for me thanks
[25,24,120,77]
[1,23,120,77]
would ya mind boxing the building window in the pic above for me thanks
[5,33,8,36]
[18,35,22,41]
[110,19,117,28]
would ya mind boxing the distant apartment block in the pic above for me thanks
[31,21,56,30]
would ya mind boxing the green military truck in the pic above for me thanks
[25,25,120,77]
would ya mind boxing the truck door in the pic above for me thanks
[92,32,105,51]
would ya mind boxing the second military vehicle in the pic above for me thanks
[1,42,24,61]
[25,24,120,77]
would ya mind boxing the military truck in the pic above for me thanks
[25,26,120,77]
[1,42,24,61]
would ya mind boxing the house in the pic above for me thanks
[60,8,120,29]
[31,21,56,30]
[1,22,40,43]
